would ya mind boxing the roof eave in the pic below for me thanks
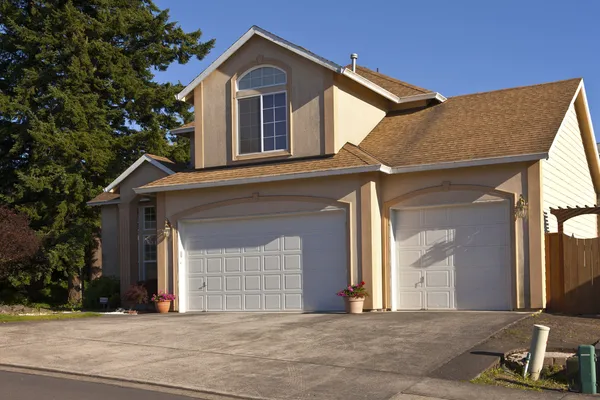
[134,164,388,194]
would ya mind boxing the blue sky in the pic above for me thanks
[154,0,600,139]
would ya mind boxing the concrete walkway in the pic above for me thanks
[0,312,576,399]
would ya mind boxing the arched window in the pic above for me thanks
[236,66,287,155]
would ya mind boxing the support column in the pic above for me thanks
[118,203,131,297]
[528,161,545,308]
[360,178,383,310]
[156,192,168,294]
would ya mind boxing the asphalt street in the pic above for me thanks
[0,370,205,400]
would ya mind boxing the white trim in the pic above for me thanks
[170,127,194,135]
[104,154,176,193]
[177,225,187,313]
[388,152,548,174]
[396,91,447,104]
[87,199,120,206]
[175,26,446,105]
[340,68,400,103]
[176,26,341,102]
[389,216,397,311]
[135,164,386,194]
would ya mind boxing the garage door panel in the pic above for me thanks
[398,271,421,288]
[183,212,346,312]
[423,208,448,227]
[396,230,421,246]
[395,202,511,311]
[425,270,451,288]
[426,291,451,309]
[399,291,423,309]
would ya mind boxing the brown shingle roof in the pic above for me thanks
[358,78,582,167]
[145,154,187,172]
[139,144,380,190]
[352,66,432,97]
[87,192,120,205]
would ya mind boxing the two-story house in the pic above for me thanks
[89,26,600,313]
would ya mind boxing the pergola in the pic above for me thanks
[550,205,600,235]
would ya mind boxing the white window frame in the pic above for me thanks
[237,90,288,155]
[236,65,286,91]
[138,205,157,281]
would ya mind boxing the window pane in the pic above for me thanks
[263,94,274,108]
[274,92,286,107]
[240,139,261,154]
[275,121,286,136]
[274,73,286,85]
[143,235,157,261]
[263,137,275,151]
[274,107,286,122]
[144,207,156,230]
[237,67,286,90]
[264,123,274,138]
[263,108,274,123]
[275,136,287,150]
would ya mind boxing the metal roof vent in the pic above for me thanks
[350,53,358,72]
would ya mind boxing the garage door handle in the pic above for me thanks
[199,282,206,289]
[419,276,424,286]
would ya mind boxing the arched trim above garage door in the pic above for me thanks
[381,183,518,310]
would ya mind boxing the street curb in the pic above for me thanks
[429,312,533,381]
[0,363,264,400]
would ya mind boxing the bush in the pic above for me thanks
[83,276,120,309]
[124,283,148,306]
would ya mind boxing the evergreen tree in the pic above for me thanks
[0,0,213,302]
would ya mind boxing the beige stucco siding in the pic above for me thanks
[334,82,386,152]
[100,205,119,277]
[198,36,332,168]
[542,104,597,238]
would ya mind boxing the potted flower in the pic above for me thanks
[336,281,369,314]
[151,291,176,313]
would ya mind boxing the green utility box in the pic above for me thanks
[578,345,597,394]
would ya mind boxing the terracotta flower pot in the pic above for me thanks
[344,297,365,314]
[155,300,171,314]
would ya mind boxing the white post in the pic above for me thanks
[529,324,550,380]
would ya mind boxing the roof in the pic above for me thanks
[176,26,444,105]
[359,78,582,168]
[135,144,383,193]
[171,121,195,135]
[87,192,120,206]
[104,154,178,193]
[145,154,187,172]
[352,66,432,97]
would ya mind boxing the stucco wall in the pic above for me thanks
[334,79,386,152]
[197,36,333,168]
[381,163,532,308]
[542,103,597,238]
[100,205,119,277]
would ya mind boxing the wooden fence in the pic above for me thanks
[546,233,600,314]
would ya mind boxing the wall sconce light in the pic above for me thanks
[161,219,172,238]
[515,195,529,220]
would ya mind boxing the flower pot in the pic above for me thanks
[155,300,171,314]
[344,297,365,314]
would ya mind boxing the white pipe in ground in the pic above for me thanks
[529,324,550,380]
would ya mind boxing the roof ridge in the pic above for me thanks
[342,143,385,165]
[353,65,430,94]
[448,77,582,100]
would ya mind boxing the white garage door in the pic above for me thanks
[179,211,347,312]
[393,202,511,310]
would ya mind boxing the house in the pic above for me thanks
[88,26,600,313]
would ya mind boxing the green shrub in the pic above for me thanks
[83,276,120,309]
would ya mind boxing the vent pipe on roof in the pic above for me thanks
[350,53,358,72]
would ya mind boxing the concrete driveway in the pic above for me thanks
[0,312,525,399]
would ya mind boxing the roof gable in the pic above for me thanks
[176,26,444,105]
[104,154,177,193]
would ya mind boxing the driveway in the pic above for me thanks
[0,312,525,399]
